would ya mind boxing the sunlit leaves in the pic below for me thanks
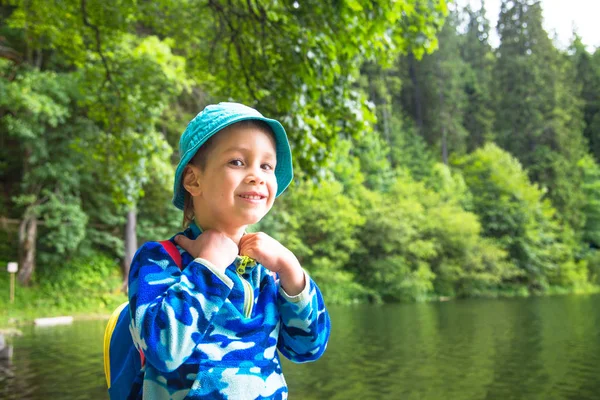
[454,143,582,289]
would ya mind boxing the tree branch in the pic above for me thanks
[207,0,259,102]
[80,0,121,99]
[0,44,23,64]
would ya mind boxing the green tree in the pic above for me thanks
[1,3,187,283]
[579,155,600,249]
[494,0,587,234]
[398,9,468,162]
[461,2,496,151]
[255,178,367,305]
[570,35,600,162]
[138,0,447,174]
[0,65,87,283]
[455,143,585,290]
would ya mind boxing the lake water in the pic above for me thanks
[1,294,599,399]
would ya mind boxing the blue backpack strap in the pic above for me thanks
[108,309,142,399]
[104,301,129,388]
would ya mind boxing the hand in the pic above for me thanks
[174,230,238,272]
[238,232,294,273]
[239,232,305,296]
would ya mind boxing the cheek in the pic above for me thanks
[268,177,278,203]
[217,173,238,195]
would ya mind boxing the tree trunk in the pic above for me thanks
[437,56,448,165]
[441,125,448,165]
[17,215,37,285]
[122,207,137,291]
[409,53,424,131]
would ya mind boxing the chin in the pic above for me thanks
[241,212,267,225]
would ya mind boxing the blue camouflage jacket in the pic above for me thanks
[128,222,331,399]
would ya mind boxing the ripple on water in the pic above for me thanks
[1,320,109,400]
[2,295,600,400]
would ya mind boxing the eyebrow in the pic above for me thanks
[222,146,276,160]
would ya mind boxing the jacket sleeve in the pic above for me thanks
[128,241,233,372]
[276,270,331,363]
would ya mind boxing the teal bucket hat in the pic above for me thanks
[172,102,294,210]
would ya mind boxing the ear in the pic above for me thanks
[182,164,203,196]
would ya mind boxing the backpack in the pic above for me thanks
[103,240,182,399]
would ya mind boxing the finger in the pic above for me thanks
[238,240,249,256]
[242,237,261,254]
[239,232,256,245]
[239,234,257,250]
[239,242,255,258]
[173,235,192,252]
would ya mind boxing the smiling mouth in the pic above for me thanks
[238,194,266,200]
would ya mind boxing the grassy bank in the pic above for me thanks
[0,254,127,327]
[0,286,126,327]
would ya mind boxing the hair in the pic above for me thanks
[182,119,276,228]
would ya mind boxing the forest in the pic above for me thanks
[1,0,599,314]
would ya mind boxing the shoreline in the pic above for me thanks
[2,287,599,331]
[1,312,112,332]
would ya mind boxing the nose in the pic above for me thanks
[244,165,265,185]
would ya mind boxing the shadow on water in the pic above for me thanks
[1,294,599,399]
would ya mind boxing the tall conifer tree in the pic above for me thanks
[461,2,495,151]
[399,9,468,163]
[494,0,587,233]
[570,35,600,162]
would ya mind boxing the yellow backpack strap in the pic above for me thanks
[104,301,129,388]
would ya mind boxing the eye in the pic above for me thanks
[261,163,274,171]
[229,159,244,167]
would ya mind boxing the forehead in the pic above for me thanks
[211,124,277,156]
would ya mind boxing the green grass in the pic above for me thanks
[0,254,127,327]
[0,282,127,327]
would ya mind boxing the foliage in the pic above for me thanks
[585,250,600,285]
[395,8,469,161]
[494,0,587,234]
[461,3,496,151]
[349,166,515,301]
[579,155,600,248]
[136,0,447,175]
[255,178,368,304]
[454,144,585,290]
[0,253,126,325]
[571,35,600,163]
[2,0,600,308]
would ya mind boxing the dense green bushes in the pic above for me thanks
[256,142,599,304]
[3,140,596,315]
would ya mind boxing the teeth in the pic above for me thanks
[241,195,262,200]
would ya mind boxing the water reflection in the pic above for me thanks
[2,322,108,400]
[1,294,599,400]
[0,333,14,381]
[281,295,600,400]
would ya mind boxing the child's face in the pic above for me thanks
[192,125,278,229]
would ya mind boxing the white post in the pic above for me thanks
[7,262,18,303]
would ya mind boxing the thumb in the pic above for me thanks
[174,235,192,252]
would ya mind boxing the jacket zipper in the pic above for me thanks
[240,277,254,318]
[235,256,256,318]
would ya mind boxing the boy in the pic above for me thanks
[128,102,331,399]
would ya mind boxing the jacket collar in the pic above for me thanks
[189,221,202,239]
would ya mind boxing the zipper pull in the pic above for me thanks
[235,255,256,275]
